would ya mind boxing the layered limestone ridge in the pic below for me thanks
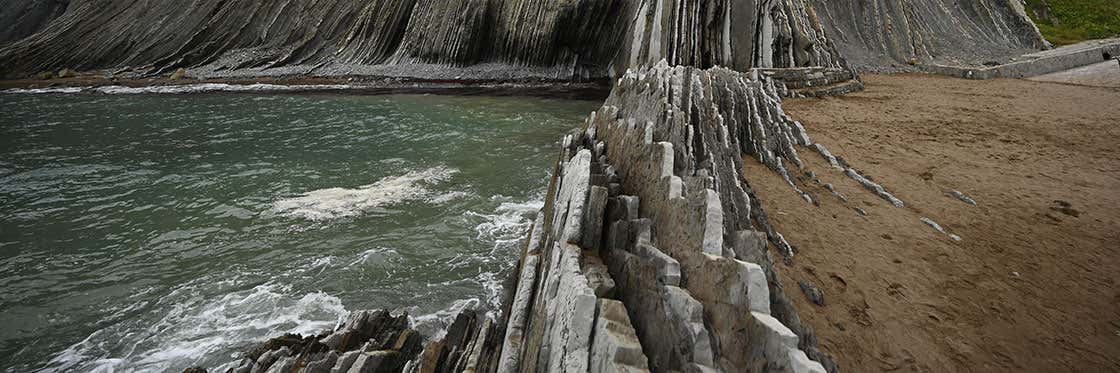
[486,61,910,372]
[808,0,1050,69]
[0,0,70,45]
[0,0,1054,79]
[0,0,859,79]
[219,62,867,373]
[0,0,633,78]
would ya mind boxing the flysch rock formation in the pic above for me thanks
[0,0,1049,83]
[208,60,899,373]
[10,1,1068,372]
[807,0,1050,69]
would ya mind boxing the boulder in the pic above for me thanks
[170,68,187,80]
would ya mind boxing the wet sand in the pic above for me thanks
[747,74,1120,372]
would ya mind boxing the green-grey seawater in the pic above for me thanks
[0,92,596,372]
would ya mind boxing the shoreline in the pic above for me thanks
[0,73,612,100]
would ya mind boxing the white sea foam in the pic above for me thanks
[459,195,543,312]
[347,247,399,267]
[3,83,355,95]
[272,166,459,221]
[409,298,481,338]
[42,283,347,373]
[466,196,543,249]
[2,87,84,94]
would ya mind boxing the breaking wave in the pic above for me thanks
[272,166,459,221]
[42,282,347,373]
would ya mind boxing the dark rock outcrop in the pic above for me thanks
[224,310,424,373]
[0,0,70,46]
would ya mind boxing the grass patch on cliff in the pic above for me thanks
[1025,0,1120,45]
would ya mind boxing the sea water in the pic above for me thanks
[0,91,596,372]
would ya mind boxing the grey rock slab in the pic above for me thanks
[330,350,362,373]
[786,348,828,373]
[748,311,799,368]
[301,351,339,373]
[346,350,398,373]
[496,254,539,373]
[949,190,978,206]
[583,185,609,250]
[264,356,296,373]
[252,346,290,373]
[590,299,651,373]
[798,281,825,307]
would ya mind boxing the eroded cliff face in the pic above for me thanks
[0,0,70,46]
[808,0,1049,68]
[0,0,1047,79]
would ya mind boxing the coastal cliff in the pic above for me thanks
[0,0,1046,80]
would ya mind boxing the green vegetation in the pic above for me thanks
[1025,0,1120,45]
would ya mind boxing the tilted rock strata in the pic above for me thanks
[808,0,1050,69]
[0,0,69,46]
[205,61,921,373]
[0,0,1053,79]
[223,309,425,373]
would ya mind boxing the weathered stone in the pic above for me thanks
[461,317,492,373]
[607,220,631,251]
[628,218,652,249]
[590,299,651,373]
[170,67,187,80]
[582,185,609,250]
[732,230,769,265]
[346,350,398,373]
[252,346,290,373]
[702,189,725,256]
[787,348,828,373]
[544,244,598,373]
[330,351,362,373]
[632,243,680,287]
[301,351,339,373]
[495,254,539,373]
[798,281,826,307]
[663,286,716,367]
[950,190,978,206]
[584,255,617,298]
[264,356,296,373]
[748,311,799,369]
[845,169,905,208]
[555,150,592,244]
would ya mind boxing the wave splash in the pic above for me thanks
[272,166,459,221]
[43,282,347,373]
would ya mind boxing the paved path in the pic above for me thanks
[1029,60,1120,88]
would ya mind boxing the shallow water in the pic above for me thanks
[0,92,596,372]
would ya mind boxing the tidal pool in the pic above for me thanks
[0,92,597,372]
